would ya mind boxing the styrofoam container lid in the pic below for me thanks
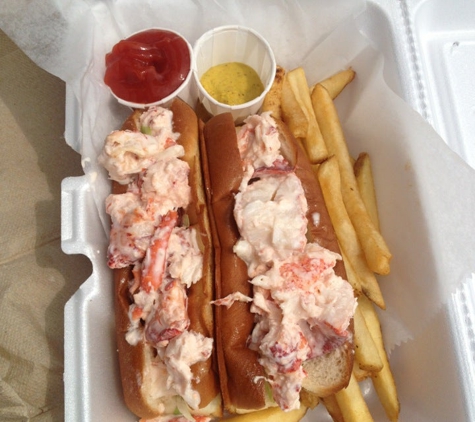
[106,27,194,109]
[192,25,276,122]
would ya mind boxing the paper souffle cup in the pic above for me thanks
[107,27,194,109]
[192,25,276,122]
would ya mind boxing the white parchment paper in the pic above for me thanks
[2,0,475,420]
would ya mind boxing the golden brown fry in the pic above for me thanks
[340,249,363,296]
[281,67,328,163]
[281,73,307,138]
[311,68,356,100]
[312,163,361,296]
[358,295,400,422]
[322,395,345,422]
[352,360,371,382]
[305,119,328,164]
[300,388,320,409]
[262,65,286,120]
[317,156,385,308]
[354,305,383,373]
[354,152,380,231]
[312,84,392,275]
[224,405,307,422]
[334,372,374,422]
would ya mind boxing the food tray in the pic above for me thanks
[62,1,475,420]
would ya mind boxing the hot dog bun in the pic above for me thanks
[201,112,355,414]
[102,98,221,419]
[200,113,269,413]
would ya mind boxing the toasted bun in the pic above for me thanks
[302,340,353,397]
[111,98,221,418]
[201,113,268,413]
[201,112,354,413]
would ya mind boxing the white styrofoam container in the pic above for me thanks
[62,1,475,421]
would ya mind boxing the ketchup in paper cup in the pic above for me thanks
[193,25,276,123]
[104,28,193,109]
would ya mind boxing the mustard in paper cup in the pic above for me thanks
[192,25,276,122]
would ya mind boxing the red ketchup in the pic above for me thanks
[104,29,191,105]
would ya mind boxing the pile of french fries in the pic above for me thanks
[262,66,400,422]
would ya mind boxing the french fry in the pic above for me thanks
[317,156,385,309]
[334,372,374,422]
[353,360,372,382]
[281,67,328,163]
[300,388,320,409]
[311,83,392,275]
[340,249,363,296]
[281,73,307,139]
[262,65,286,120]
[354,152,380,231]
[354,305,383,373]
[358,295,400,422]
[224,405,307,422]
[310,68,356,100]
[322,395,345,422]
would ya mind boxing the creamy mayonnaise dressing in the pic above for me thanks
[141,158,191,217]
[164,331,213,409]
[227,112,356,411]
[105,192,156,268]
[167,227,203,288]
[236,112,286,190]
[234,173,308,277]
[99,105,212,412]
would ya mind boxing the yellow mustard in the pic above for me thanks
[200,62,264,105]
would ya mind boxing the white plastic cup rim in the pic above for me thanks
[107,27,194,109]
[192,25,277,120]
